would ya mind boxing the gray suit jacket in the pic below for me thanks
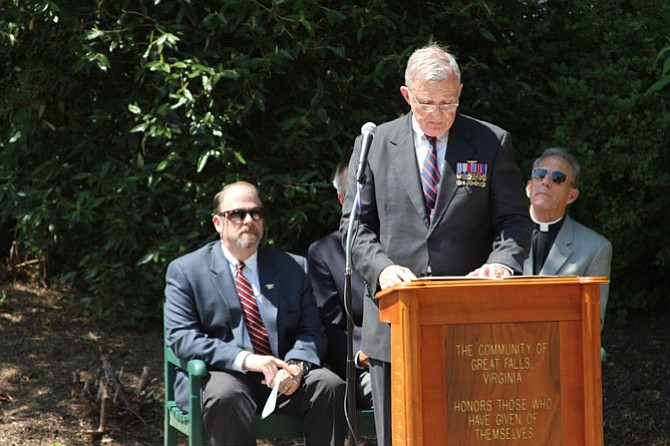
[341,113,532,362]
[523,215,612,325]
[164,241,326,409]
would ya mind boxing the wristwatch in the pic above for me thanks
[287,360,311,376]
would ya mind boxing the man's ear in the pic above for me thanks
[212,214,224,233]
[567,187,580,205]
[525,181,532,199]
[399,86,411,105]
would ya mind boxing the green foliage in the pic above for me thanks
[478,0,670,311]
[1,0,669,325]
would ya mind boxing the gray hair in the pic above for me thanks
[532,148,581,187]
[404,43,461,88]
[332,162,348,195]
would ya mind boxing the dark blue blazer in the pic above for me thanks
[164,241,326,409]
[307,230,366,380]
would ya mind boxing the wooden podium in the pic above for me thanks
[376,276,607,446]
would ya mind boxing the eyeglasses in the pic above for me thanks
[217,207,264,222]
[531,167,569,185]
[408,89,459,113]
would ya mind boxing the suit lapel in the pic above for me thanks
[209,242,239,310]
[431,116,476,230]
[257,249,279,352]
[389,115,427,225]
[541,216,575,275]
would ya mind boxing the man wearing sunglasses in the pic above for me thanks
[524,148,612,328]
[340,43,532,446]
[165,181,346,445]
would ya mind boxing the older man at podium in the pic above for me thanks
[341,43,532,446]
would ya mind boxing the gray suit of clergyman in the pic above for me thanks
[523,215,612,325]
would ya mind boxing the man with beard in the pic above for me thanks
[164,181,346,446]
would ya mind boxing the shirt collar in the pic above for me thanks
[220,242,258,274]
[531,214,565,232]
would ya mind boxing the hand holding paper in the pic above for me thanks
[261,377,281,419]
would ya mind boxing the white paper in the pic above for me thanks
[261,378,281,419]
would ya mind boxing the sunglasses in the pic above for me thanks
[531,167,568,185]
[218,207,264,223]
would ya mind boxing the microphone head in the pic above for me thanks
[361,122,377,136]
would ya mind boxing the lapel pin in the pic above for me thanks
[265,284,275,290]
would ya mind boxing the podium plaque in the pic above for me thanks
[377,276,606,446]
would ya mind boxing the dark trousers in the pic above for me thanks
[369,358,392,446]
[202,368,346,446]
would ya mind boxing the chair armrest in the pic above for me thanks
[166,345,207,374]
[187,359,207,377]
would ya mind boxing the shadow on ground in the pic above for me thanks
[1,283,668,445]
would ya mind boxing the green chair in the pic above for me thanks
[164,343,207,446]
[164,341,376,446]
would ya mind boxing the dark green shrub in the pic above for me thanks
[1,0,669,325]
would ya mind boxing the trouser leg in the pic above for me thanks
[369,358,392,446]
[202,370,263,446]
[277,367,346,446]
[356,369,374,409]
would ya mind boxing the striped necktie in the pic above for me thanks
[235,261,272,356]
[421,135,441,220]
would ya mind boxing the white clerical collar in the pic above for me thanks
[531,214,564,232]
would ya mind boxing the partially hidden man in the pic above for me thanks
[308,163,373,410]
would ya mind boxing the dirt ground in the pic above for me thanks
[0,282,668,446]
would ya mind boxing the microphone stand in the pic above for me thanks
[343,122,375,444]
[343,174,364,444]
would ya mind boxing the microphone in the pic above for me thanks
[356,122,376,184]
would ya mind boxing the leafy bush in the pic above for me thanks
[1,0,669,325]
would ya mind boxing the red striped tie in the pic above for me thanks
[421,135,441,220]
[235,261,272,356]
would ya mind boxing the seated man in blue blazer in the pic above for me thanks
[524,148,613,327]
[164,181,346,446]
